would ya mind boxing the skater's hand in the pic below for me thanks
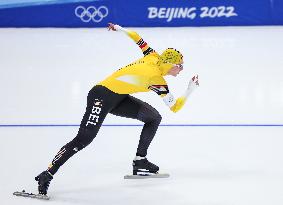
[183,74,199,99]
[188,75,199,88]
[107,23,117,31]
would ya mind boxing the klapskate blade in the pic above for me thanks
[124,173,170,179]
[13,191,50,200]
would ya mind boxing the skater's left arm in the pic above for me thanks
[108,22,155,56]
[150,75,199,113]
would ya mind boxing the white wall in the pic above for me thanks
[0,27,283,125]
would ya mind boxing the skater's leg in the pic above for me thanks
[135,102,162,157]
[47,102,106,175]
[110,96,162,157]
[47,86,127,175]
[36,86,127,195]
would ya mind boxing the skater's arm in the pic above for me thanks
[167,75,199,113]
[108,23,155,56]
[150,75,199,113]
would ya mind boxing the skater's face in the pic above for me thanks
[167,60,184,77]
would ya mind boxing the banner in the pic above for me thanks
[0,0,282,27]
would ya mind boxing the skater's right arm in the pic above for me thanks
[108,23,155,56]
[149,75,199,113]
[166,75,199,113]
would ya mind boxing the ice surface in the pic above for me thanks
[1,126,283,205]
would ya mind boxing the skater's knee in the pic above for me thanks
[147,111,162,125]
[138,105,162,124]
[71,128,96,150]
[154,113,162,124]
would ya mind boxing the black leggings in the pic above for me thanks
[48,85,162,175]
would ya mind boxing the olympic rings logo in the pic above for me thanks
[75,6,108,23]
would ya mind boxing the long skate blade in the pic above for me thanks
[124,173,170,179]
[13,191,50,200]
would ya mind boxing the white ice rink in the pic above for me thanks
[1,26,283,205]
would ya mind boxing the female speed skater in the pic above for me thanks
[34,23,199,196]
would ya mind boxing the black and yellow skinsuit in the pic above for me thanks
[45,25,189,177]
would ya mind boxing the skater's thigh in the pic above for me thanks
[110,95,143,119]
[110,96,160,121]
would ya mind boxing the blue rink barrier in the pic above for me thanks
[0,0,283,27]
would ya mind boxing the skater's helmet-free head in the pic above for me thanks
[159,48,184,76]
